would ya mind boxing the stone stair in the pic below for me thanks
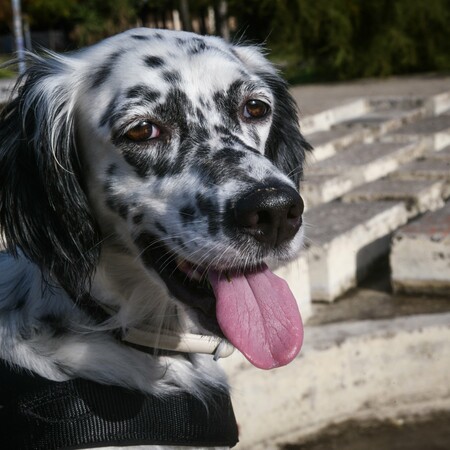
[300,92,450,304]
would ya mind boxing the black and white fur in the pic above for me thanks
[0,28,311,449]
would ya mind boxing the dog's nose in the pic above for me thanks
[234,185,304,247]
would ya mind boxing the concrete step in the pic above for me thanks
[389,156,450,197]
[391,200,450,295]
[301,98,369,135]
[306,126,372,162]
[382,113,450,151]
[306,102,428,162]
[304,201,408,302]
[338,103,427,135]
[342,178,446,218]
[425,144,450,160]
[303,140,427,207]
[427,90,450,115]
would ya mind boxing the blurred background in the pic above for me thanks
[1,0,450,82]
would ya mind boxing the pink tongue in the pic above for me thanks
[208,264,303,369]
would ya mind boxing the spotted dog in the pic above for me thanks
[0,28,312,449]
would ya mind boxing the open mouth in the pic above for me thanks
[135,232,221,331]
[135,232,304,370]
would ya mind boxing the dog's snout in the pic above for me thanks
[234,185,304,247]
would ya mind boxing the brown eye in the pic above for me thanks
[243,99,270,119]
[125,121,160,142]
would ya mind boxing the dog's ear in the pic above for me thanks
[0,53,101,296]
[232,46,312,187]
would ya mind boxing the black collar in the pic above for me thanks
[0,359,239,449]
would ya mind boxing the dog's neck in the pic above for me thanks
[90,246,234,359]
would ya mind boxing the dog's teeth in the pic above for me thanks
[225,272,232,282]
[189,268,203,281]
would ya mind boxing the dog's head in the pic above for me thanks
[0,29,312,369]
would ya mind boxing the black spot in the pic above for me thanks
[15,297,27,310]
[214,148,246,165]
[195,145,211,158]
[40,314,68,337]
[176,37,187,46]
[152,156,171,178]
[126,85,160,103]
[214,124,232,136]
[195,147,254,185]
[107,163,118,176]
[91,51,122,89]
[249,127,261,147]
[195,107,206,122]
[154,33,164,40]
[133,213,144,224]
[220,135,234,146]
[99,93,120,128]
[122,148,152,178]
[173,237,185,248]
[153,88,193,135]
[179,205,196,224]
[192,125,210,142]
[19,326,33,340]
[104,194,129,220]
[103,168,130,219]
[212,80,244,130]
[162,70,181,84]
[230,48,240,60]
[117,203,129,220]
[214,126,259,154]
[171,126,210,174]
[155,221,167,235]
[196,193,220,236]
[196,193,213,217]
[131,34,150,41]
[198,97,213,110]
[144,55,165,68]
[189,39,209,55]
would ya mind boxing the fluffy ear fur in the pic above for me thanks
[0,54,100,297]
[258,70,313,187]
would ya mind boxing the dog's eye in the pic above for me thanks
[125,121,160,142]
[243,99,270,119]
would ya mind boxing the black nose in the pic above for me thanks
[234,185,304,247]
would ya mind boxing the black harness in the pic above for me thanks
[0,359,239,449]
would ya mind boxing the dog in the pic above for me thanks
[0,28,311,449]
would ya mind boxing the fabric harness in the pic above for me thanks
[0,359,239,449]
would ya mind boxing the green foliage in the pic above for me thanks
[229,0,450,82]
[70,0,139,46]
[1,0,449,82]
